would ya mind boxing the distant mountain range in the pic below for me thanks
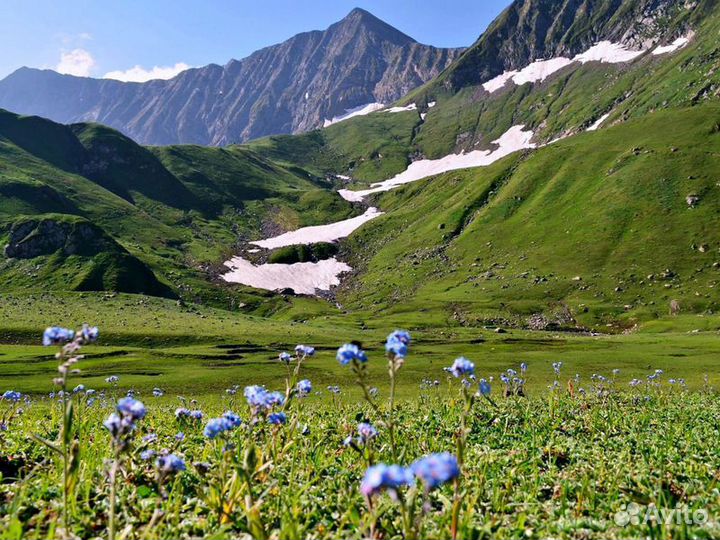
[0,8,462,145]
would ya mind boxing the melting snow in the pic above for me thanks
[222,257,351,295]
[652,34,692,55]
[574,41,645,63]
[428,101,436,108]
[323,103,385,127]
[385,103,418,113]
[484,41,646,94]
[247,248,261,253]
[337,174,351,180]
[249,207,383,249]
[587,113,611,131]
[339,125,536,201]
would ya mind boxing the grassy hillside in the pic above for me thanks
[0,109,355,310]
[338,104,720,331]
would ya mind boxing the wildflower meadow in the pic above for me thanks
[1,325,719,539]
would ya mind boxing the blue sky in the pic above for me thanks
[0,0,511,81]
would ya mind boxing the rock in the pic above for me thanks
[686,194,700,207]
[572,276,582,281]
[4,217,121,259]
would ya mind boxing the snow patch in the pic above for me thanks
[323,103,385,127]
[385,103,417,113]
[420,113,427,121]
[587,113,611,131]
[484,41,646,94]
[652,34,692,55]
[574,41,645,64]
[428,101,436,108]
[249,207,383,249]
[222,257,351,295]
[247,248,261,254]
[336,174,351,181]
[338,125,536,201]
[512,58,574,86]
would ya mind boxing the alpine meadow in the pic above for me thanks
[1,1,720,538]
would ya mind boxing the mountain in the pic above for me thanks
[432,0,710,91]
[1,0,719,331]
[0,8,462,146]
[0,108,355,306]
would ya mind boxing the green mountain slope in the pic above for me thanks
[338,104,720,331]
[0,109,354,308]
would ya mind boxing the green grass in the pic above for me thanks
[337,104,720,330]
[2,346,720,539]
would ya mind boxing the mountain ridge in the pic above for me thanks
[0,8,462,146]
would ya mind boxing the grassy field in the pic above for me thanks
[0,291,719,398]
[1,325,720,540]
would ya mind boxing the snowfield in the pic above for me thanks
[652,34,692,55]
[385,104,417,113]
[323,103,385,127]
[587,113,611,131]
[249,207,384,249]
[339,125,536,202]
[483,41,646,94]
[222,256,351,295]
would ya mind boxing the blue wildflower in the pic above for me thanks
[73,384,85,394]
[295,344,315,356]
[156,454,185,473]
[552,362,563,375]
[449,357,474,378]
[188,410,203,420]
[358,422,377,442]
[2,390,22,402]
[80,325,99,343]
[152,388,164,397]
[268,412,287,425]
[479,378,491,396]
[520,362,528,372]
[337,344,367,365]
[296,379,312,395]
[361,464,415,497]
[327,385,340,394]
[385,330,411,358]
[105,375,119,384]
[411,452,460,490]
[279,352,292,363]
[175,407,190,418]
[140,449,156,460]
[117,397,146,421]
[244,385,268,408]
[204,417,233,439]
[222,411,242,428]
[42,327,75,346]
[175,432,185,441]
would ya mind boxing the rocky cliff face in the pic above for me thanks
[0,9,461,146]
[439,0,704,90]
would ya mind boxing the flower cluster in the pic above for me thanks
[411,452,460,490]
[104,397,146,450]
[2,390,22,402]
[337,344,367,365]
[361,450,460,498]
[385,330,411,358]
[42,327,75,346]
[361,464,415,497]
[448,357,474,378]
[295,344,315,357]
[296,379,312,396]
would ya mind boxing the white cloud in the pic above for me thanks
[56,48,96,77]
[103,63,191,83]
